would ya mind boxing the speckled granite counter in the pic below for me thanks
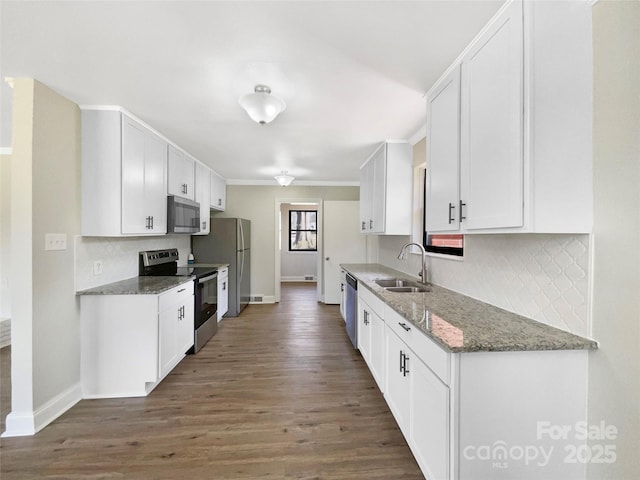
[77,276,194,296]
[341,263,597,353]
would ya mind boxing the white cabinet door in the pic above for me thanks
[210,171,226,211]
[177,294,195,355]
[121,116,167,235]
[158,304,178,379]
[159,284,194,379]
[194,162,211,235]
[359,160,374,232]
[168,146,195,200]
[217,268,229,320]
[425,65,461,232]
[370,146,386,233]
[369,309,386,393]
[385,326,411,435]
[410,357,450,480]
[144,134,168,234]
[121,116,146,234]
[461,0,524,230]
[359,142,412,235]
[358,300,373,363]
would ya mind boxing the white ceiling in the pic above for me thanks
[0,0,504,184]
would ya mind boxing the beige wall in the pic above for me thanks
[5,79,81,435]
[588,1,640,478]
[1,153,11,320]
[217,185,358,297]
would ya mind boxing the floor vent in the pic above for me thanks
[250,295,263,302]
[304,275,315,281]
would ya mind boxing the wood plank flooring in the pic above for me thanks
[0,283,424,479]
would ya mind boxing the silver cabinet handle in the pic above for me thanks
[398,322,411,332]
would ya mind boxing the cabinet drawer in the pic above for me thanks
[358,285,385,318]
[385,305,449,385]
[159,281,194,312]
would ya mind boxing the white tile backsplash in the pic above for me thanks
[75,235,192,291]
[378,234,591,337]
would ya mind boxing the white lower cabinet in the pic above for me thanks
[354,284,589,480]
[158,283,195,379]
[217,267,229,320]
[81,281,194,398]
[384,327,411,433]
[410,354,450,480]
[358,287,386,391]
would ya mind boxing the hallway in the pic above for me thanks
[0,282,423,479]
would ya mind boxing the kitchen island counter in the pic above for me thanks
[341,263,597,353]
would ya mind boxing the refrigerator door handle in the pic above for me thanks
[239,220,245,252]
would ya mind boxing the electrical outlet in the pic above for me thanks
[45,233,67,251]
[93,260,103,276]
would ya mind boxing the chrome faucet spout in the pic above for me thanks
[398,242,428,285]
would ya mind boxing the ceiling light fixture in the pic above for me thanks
[274,170,295,187]
[239,84,286,125]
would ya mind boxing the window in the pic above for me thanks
[289,210,317,251]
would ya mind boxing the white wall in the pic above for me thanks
[588,1,640,478]
[280,203,318,281]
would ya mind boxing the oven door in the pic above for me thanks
[195,272,218,330]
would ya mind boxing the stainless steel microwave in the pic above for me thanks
[167,195,200,233]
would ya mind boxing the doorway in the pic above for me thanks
[274,198,322,304]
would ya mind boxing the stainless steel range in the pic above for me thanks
[139,248,218,353]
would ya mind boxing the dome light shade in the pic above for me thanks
[239,85,286,125]
[274,170,295,187]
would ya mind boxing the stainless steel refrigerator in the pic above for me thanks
[192,218,250,317]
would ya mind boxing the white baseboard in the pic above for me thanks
[2,382,82,437]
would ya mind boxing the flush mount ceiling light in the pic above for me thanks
[274,170,295,187]
[239,84,286,125]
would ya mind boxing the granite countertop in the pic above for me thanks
[77,276,194,296]
[341,263,598,354]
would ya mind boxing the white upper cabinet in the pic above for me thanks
[360,142,412,235]
[82,108,168,236]
[425,66,462,232]
[194,162,211,235]
[424,0,593,234]
[167,146,195,200]
[210,171,226,211]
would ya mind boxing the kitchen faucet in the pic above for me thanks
[397,242,428,285]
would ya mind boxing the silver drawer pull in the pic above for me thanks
[178,288,186,293]
[398,322,411,332]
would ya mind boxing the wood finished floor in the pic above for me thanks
[0,283,424,479]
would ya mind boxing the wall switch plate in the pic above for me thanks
[45,233,67,251]
[93,260,103,276]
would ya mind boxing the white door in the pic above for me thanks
[323,201,366,304]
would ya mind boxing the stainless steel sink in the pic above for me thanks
[374,278,430,293]
[374,278,414,288]
[386,286,430,293]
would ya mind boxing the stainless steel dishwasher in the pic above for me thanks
[345,272,358,349]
